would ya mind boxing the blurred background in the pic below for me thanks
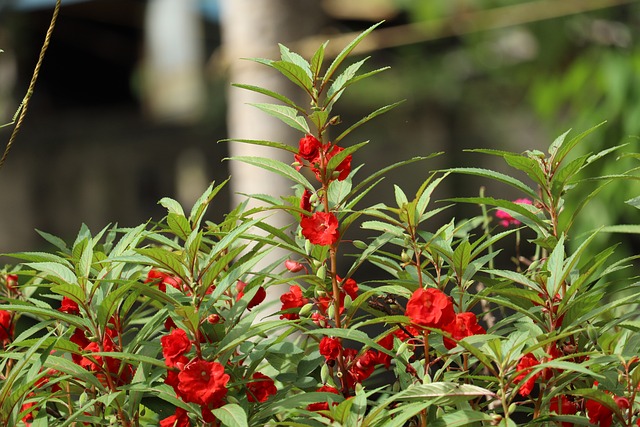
[1,0,639,264]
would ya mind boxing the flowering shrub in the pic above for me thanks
[1,22,640,427]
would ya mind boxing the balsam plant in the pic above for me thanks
[1,22,640,427]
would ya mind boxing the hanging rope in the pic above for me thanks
[0,0,62,171]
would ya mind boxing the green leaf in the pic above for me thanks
[136,248,187,278]
[395,383,494,402]
[446,197,546,231]
[189,179,229,229]
[308,109,329,131]
[167,212,191,240]
[326,141,367,179]
[310,41,328,79]
[211,403,248,427]
[547,128,572,159]
[322,21,383,88]
[158,197,185,216]
[4,251,71,264]
[35,229,69,253]
[504,154,546,188]
[51,283,85,306]
[597,224,640,234]
[334,101,404,144]
[271,60,314,94]
[625,195,640,210]
[231,83,306,112]
[220,138,298,154]
[430,410,494,427]
[73,237,93,282]
[279,44,312,78]
[249,103,309,133]
[26,262,77,286]
[452,239,472,281]
[552,121,606,165]
[228,156,314,190]
[545,233,565,296]
[444,167,538,199]
[326,57,368,107]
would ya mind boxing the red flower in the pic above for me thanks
[145,269,183,293]
[347,349,378,386]
[299,189,313,217]
[301,212,340,246]
[246,372,277,403]
[307,385,340,412]
[161,328,192,367]
[236,281,266,310]
[279,285,308,320]
[549,395,578,427]
[586,399,613,427]
[0,310,13,344]
[298,135,322,161]
[495,198,532,227]
[322,144,352,181]
[58,297,80,315]
[20,392,36,426]
[319,337,342,361]
[5,274,18,289]
[338,276,358,300]
[442,312,486,349]
[177,358,229,407]
[70,328,90,364]
[160,406,190,427]
[405,288,455,329]
[514,353,540,397]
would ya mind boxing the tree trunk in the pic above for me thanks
[220,0,325,212]
[220,0,325,314]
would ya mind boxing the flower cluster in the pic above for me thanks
[148,269,275,424]
[295,134,351,247]
[405,287,486,350]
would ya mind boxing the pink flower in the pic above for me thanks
[495,198,532,227]
[285,259,305,273]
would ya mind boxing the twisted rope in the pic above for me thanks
[0,0,61,170]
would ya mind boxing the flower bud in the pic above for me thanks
[342,295,352,310]
[207,314,221,324]
[327,303,335,320]
[299,303,313,317]
[285,259,304,273]
[321,364,330,384]
[396,342,408,356]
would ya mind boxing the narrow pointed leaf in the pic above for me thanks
[231,83,305,112]
[249,103,309,133]
[335,101,404,144]
[323,21,383,87]
[227,156,314,190]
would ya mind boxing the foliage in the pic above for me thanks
[1,22,640,427]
